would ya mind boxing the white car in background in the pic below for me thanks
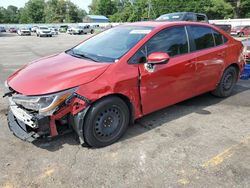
[82,25,95,34]
[36,26,52,37]
[17,28,31,36]
[67,26,83,35]
[31,26,38,32]
[67,25,95,35]
[50,28,58,35]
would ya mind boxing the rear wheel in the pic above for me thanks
[212,66,238,97]
[84,96,129,148]
[238,32,244,37]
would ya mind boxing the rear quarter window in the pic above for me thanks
[212,30,224,46]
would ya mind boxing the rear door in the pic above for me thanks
[133,26,197,115]
[187,26,226,94]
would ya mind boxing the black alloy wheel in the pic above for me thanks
[212,66,238,97]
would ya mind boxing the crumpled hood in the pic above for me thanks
[7,53,110,95]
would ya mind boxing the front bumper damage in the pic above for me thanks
[7,110,50,142]
[5,92,91,144]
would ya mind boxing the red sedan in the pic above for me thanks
[231,25,250,37]
[5,21,245,147]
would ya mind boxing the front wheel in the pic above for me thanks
[84,96,130,148]
[211,66,238,97]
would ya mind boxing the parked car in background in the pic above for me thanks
[82,25,95,34]
[156,12,208,23]
[213,24,231,34]
[50,27,58,35]
[17,28,31,36]
[59,25,69,33]
[4,21,244,147]
[0,26,6,32]
[231,25,250,37]
[67,25,95,35]
[31,26,38,32]
[36,26,52,37]
[242,39,250,61]
[9,27,17,33]
[67,26,83,35]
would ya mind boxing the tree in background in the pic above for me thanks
[239,0,250,17]
[225,0,250,18]
[0,0,249,23]
[97,0,250,22]
[0,7,4,23]
[0,6,20,23]
[89,0,117,16]
[20,0,46,23]
[43,0,87,23]
[0,0,86,23]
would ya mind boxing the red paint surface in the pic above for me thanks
[8,21,244,122]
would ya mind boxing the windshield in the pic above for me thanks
[40,27,48,30]
[68,26,153,62]
[156,13,185,21]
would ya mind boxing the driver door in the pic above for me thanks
[136,26,197,115]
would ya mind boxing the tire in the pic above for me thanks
[84,96,130,148]
[90,30,94,34]
[237,32,244,37]
[211,66,238,97]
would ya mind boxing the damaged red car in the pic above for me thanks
[4,21,245,147]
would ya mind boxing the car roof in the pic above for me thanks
[124,21,213,29]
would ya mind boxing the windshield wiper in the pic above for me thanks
[68,49,99,62]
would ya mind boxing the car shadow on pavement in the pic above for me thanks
[0,33,18,37]
[121,83,250,142]
[33,83,249,151]
[33,132,80,151]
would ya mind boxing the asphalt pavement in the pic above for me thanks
[0,32,249,188]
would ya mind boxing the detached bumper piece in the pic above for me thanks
[7,110,50,142]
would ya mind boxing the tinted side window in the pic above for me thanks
[212,30,223,46]
[196,15,207,22]
[223,36,228,43]
[128,26,189,64]
[185,13,195,21]
[190,26,215,51]
[146,26,189,57]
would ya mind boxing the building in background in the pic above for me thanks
[83,15,109,23]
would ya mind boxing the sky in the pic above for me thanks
[0,0,92,12]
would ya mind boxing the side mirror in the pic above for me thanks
[147,52,170,64]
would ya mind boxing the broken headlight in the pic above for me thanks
[12,87,77,115]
